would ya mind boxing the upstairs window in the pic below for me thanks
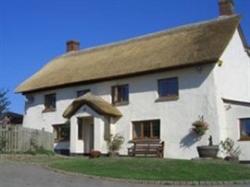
[77,89,90,97]
[240,118,250,141]
[112,84,129,105]
[158,77,179,100]
[133,120,160,140]
[44,93,56,112]
[26,95,34,104]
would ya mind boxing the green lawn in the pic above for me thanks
[50,157,250,181]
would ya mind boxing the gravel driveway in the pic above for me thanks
[0,162,249,187]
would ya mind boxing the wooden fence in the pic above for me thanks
[0,126,53,153]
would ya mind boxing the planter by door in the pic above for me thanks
[197,145,219,158]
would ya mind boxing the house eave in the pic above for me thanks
[17,60,217,95]
[222,98,250,106]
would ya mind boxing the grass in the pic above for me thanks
[0,154,67,165]
[2,155,250,181]
[23,148,55,156]
[50,157,250,181]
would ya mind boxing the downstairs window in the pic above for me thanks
[53,124,70,142]
[240,118,250,141]
[133,120,160,140]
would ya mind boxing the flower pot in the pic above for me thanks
[197,145,219,158]
[108,151,119,157]
[224,156,239,163]
[89,150,101,159]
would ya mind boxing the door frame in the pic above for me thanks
[78,116,94,154]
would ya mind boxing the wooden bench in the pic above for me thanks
[128,139,164,158]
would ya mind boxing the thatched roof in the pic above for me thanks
[247,47,250,56]
[63,93,122,118]
[16,15,240,93]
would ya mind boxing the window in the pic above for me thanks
[133,120,160,139]
[240,118,250,140]
[112,84,129,105]
[77,89,90,97]
[26,95,34,104]
[53,124,70,142]
[44,93,56,112]
[158,77,178,100]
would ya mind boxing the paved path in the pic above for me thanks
[0,162,249,187]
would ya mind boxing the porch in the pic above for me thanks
[63,93,122,155]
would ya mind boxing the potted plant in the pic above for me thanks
[106,134,124,157]
[89,150,101,159]
[192,117,208,136]
[197,136,219,158]
[192,117,219,158]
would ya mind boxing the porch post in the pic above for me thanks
[70,117,78,154]
[93,116,107,153]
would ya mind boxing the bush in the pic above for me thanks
[106,134,124,156]
[24,146,55,156]
[220,138,241,161]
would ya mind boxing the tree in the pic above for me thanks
[0,90,10,116]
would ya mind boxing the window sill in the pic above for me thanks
[113,101,129,106]
[42,108,56,113]
[155,96,179,102]
[54,139,70,143]
[132,138,160,141]
[238,137,250,142]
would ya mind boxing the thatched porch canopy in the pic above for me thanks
[63,93,122,119]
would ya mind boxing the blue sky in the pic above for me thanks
[0,0,249,114]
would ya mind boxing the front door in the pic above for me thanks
[83,117,94,153]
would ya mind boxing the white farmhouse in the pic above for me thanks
[16,0,250,160]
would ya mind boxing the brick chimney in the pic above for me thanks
[218,0,235,16]
[66,40,80,52]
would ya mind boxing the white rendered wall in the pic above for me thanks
[23,64,220,159]
[223,102,250,161]
[214,30,250,160]
[216,30,250,102]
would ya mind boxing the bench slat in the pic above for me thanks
[128,140,164,158]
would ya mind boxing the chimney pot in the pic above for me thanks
[66,40,80,52]
[218,0,235,16]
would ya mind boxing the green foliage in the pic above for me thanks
[220,138,241,159]
[24,146,55,156]
[0,89,10,116]
[106,134,124,153]
[192,117,209,136]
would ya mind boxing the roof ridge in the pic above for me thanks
[60,15,239,59]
